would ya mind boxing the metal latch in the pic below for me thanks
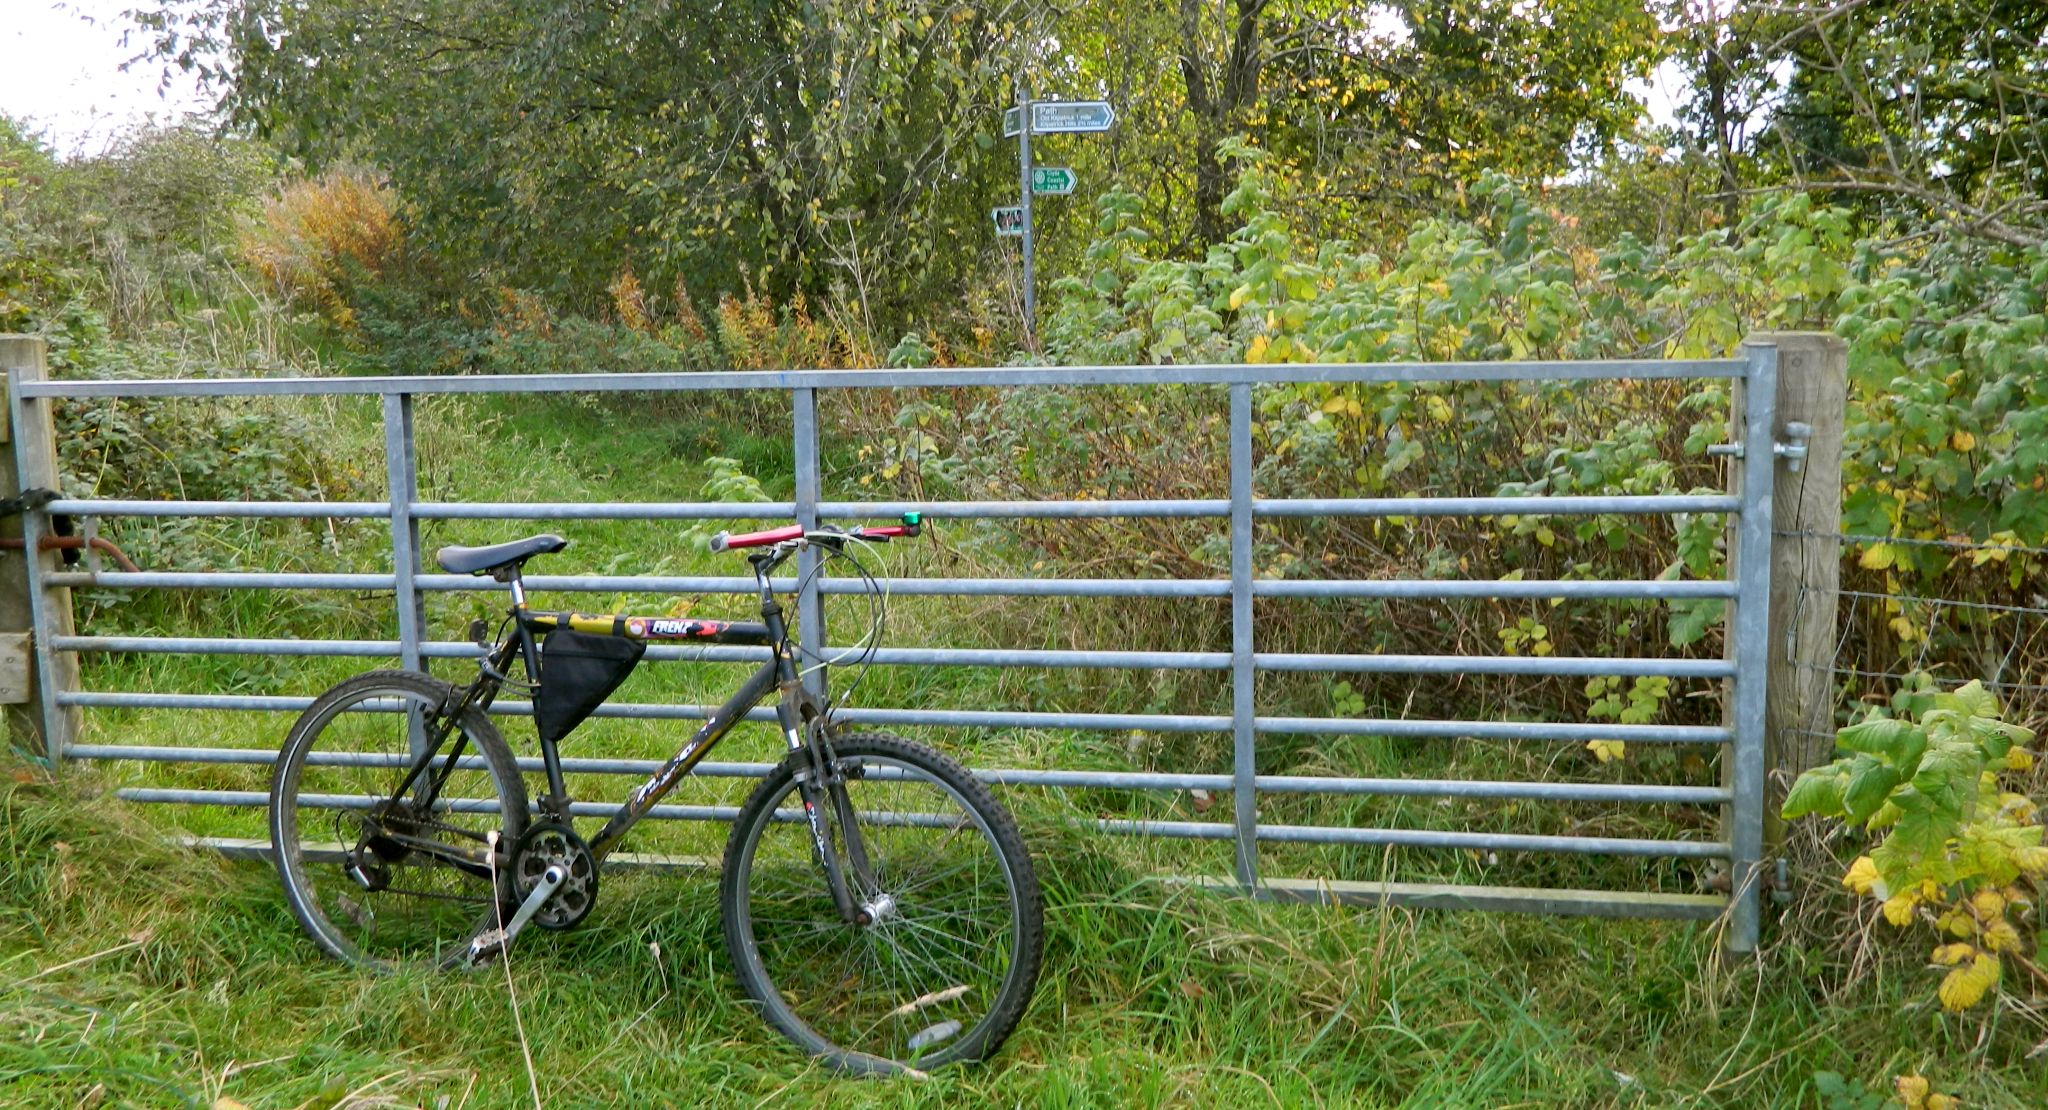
[1706,421,1814,473]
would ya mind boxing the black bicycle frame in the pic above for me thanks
[390,551,826,861]
[370,540,877,924]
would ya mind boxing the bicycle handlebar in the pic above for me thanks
[708,514,922,554]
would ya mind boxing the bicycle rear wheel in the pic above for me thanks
[720,732,1043,1073]
[269,670,529,970]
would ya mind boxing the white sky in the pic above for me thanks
[0,1,210,156]
[0,0,1682,159]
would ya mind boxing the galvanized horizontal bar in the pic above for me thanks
[1185,876,1729,920]
[1251,495,1738,517]
[21,358,1748,400]
[51,635,1233,669]
[51,691,1728,744]
[50,571,398,590]
[46,499,391,518]
[41,569,1734,603]
[184,836,712,873]
[1256,653,1735,678]
[820,499,1228,519]
[1251,823,1725,857]
[59,690,1239,734]
[1255,716,1729,744]
[59,689,1730,753]
[1044,816,1725,857]
[1253,579,1735,600]
[65,744,1726,803]
[55,635,1729,678]
[412,501,796,521]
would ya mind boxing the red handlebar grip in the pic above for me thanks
[855,524,912,540]
[709,523,805,552]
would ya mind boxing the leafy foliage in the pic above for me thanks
[1783,681,2045,1012]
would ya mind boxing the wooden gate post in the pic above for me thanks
[0,335,82,761]
[1741,331,1848,852]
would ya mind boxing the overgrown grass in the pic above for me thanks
[6,758,2048,1108]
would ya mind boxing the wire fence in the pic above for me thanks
[1782,529,2048,761]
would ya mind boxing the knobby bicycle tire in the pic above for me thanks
[720,731,1044,1074]
[270,670,529,971]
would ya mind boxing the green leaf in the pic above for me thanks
[1781,769,1846,820]
[1910,741,1985,818]
[1842,761,1902,825]
[1836,716,1911,757]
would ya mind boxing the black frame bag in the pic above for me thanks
[534,629,646,744]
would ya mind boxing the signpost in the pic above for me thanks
[1004,91,1114,345]
[1030,167,1076,196]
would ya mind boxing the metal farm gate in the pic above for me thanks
[2,344,1794,952]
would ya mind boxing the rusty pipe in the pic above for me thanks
[0,535,142,573]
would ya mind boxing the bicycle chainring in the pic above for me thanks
[512,821,599,931]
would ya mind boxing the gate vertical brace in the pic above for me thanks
[382,393,426,755]
[2,336,80,762]
[794,388,826,700]
[1725,341,1779,954]
[1228,382,1257,889]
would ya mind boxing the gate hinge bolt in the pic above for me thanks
[1706,442,1743,459]
[1773,422,1812,472]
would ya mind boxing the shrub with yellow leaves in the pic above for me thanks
[238,167,402,328]
[1784,680,2045,1013]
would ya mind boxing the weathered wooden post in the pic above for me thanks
[1738,331,1849,852]
[0,335,82,761]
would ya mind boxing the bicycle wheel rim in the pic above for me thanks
[728,753,1029,1070]
[271,681,520,969]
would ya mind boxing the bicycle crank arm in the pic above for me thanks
[467,863,565,963]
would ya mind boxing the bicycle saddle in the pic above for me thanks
[434,533,568,575]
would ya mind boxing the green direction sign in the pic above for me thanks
[1031,167,1076,196]
[1002,101,1117,138]
[991,206,1025,236]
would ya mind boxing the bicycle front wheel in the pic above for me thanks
[720,732,1043,1074]
[270,670,529,971]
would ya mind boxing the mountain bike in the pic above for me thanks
[266,515,1044,1074]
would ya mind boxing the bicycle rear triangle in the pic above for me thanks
[266,515,1043,1073]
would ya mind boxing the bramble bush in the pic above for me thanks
[1783,680,2045,1014]
[845,143,2048,758]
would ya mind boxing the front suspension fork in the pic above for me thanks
[783,688,879,924]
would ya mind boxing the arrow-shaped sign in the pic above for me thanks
[1003,101,1117,138]
[1031,167,1076,195]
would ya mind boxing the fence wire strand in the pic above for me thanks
[1780,523,2048,754]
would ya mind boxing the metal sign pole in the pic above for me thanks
[1017,74,1036,346]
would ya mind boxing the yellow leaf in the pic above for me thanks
[1951,430,1976,452]
[1228,284,1251,311]
[1246,334,1270,362]
[1322,396,1349,414]
[1930,943,1975,966]
[214,1101,251,1110]
[1882,890,1919,926]
[1972,888,2007,920]
[1935,909,1976,938]
[1843,856,1881,896]
[1982,919,2021,953]
[1859,543,1896,570]
[2017,845,2048,876]
[1587,739,1626,763]
[1894,1074,1930,1109]
[1927,1095,1959,1110]
[2007,747,2034,772]
[1937,952,1999,1011]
